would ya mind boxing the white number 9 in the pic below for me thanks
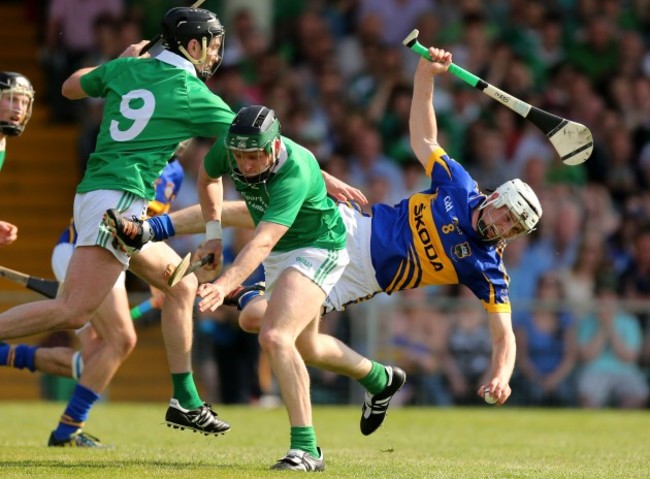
[110,89,156,142]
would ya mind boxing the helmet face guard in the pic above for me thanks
[225,105,281,185]
[0,72,34,136]
[478,179,542,243]
[161,7,225,81]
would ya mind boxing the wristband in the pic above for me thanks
[205,220,223,241]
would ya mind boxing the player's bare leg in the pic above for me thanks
[40,246,135,447]
[259,269,324,464]
[130,242,230,435]
[130,243,197,374]
[33,347,75,377]
[0,246,121,339]
[166,201,252,234]
[240,291,405,436]
[105,201,252,250]
[79,287,136,391]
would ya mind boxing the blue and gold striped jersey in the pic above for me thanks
[369,148,511,313]
[146,158,184,217]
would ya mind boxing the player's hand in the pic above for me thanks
[192,248,223,284]
[0,221,18,246]
[119,40,150,58]
[418,47,452,76]
[478,380,511,406]
[324,174,368,205]
[197,281,228,312]
[197,239,223,271]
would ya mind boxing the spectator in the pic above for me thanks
[42,0,124,122]
[391,289,453,406]
[576,274,649,409]
[620,223,650,368]
[513,272,578,407]
[442,286,492,406]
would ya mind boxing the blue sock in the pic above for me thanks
[148,214,176,241]
[0,343,38,372]
[0,342,10,365]
[53,384,101,440]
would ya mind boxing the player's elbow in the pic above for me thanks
[410,140,439,167]
[61,78,84,100]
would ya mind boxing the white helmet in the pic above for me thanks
[478,179,542,242]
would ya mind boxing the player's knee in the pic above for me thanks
[238,309,261,333]
[164,271,198,299]
[121,328,138,356]
[104,332,137,359]
[58,307,94,330]
[258,328,292,355]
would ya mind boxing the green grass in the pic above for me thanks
[0,402,647,478]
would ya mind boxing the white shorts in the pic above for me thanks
[73,190,148,267]
[263,246,349,298]
[323,203,382,313]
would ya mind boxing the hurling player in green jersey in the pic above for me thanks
[0,7,234,447]
[194,105,350,471]
[0,72,34,246]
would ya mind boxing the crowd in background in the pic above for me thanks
[32,0,650,408]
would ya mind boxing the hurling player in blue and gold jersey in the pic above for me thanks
[110,46,543,432]
[237,48,541,414]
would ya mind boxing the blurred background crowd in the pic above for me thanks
[10,0,650,408]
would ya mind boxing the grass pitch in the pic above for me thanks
[0,402,647,478]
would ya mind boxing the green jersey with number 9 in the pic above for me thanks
[77,51,235,199]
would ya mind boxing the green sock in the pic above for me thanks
[290,426,319,458]
[171,372,203,410]
[358,361,388,395]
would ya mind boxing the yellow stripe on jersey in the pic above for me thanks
[386,257,408,293]
[480,272,512,313]
[407,192,458,286]
[425,147,452,178]
[386,245,422,293]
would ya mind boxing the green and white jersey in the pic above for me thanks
[0,148,5,172]
[204,136,346,252]
[77,50,235,199]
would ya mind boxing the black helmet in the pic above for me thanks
[161,7,225,81]
[0,72,34,136]
[226,105,281,184]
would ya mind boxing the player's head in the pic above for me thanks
[225,105,281,185]
[0,72,34,137]
[161,7,225,81]
[477,178,542,242]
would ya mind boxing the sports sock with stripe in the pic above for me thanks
[0,343,38,372]
[53,383,101,440]
[239,290,263,310]
[147,214,175,241]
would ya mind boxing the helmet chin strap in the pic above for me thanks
[179,37,208,70]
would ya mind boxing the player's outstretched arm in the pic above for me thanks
[409,47,451,169]
[479,311,516,406]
